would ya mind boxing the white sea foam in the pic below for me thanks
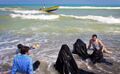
[0,39,19,45]
[60,6,120,10]
[0,7,46,15]
[10,14,59,20]
[60,14,120,24]
[1,6,120,12]
[12,10,43,14]
[0,46,16,52]
[0,7,21,11]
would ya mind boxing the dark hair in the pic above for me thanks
[20,46,30,54]
[92,34,97,38]
[17,44,23,49]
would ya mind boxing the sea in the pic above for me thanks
[0,4,120,74]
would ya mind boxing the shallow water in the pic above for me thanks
[0,6,120,74]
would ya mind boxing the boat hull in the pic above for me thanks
[40,6,59,12]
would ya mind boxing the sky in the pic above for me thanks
[0,0,120,6]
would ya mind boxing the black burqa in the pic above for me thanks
[72,39,89,60]
[54,44,94,74]
[90,47,103,64]
[73,39,103,64]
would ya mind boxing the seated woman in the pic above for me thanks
[54,44,94,74]
[72,39,89,60]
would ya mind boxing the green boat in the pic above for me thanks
[39,0,59,12]
[40,6,59,12]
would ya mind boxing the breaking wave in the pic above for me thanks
[3,7,59,20]
[2,7,120,23]
[60,6,120,10]
[12,10,44,14]
[10,13,120,23]
[0,7,21,11]
[0,7,45,14]
[60,14,120,24]
[10,14,60,20]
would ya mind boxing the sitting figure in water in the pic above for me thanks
[72,38,103,64]
[54,44,94,74]
[72,39,89,60]
[88,34,112,54]
[12,45,40,74]
[72,34,112,64]
[88,34,112,63]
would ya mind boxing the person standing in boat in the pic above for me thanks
[88,34,112,54]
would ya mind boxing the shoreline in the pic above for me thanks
[0,40,120,74]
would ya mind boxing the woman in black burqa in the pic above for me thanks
[54,44,94,74]
[72,39,89,60]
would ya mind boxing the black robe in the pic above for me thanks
[72,39,103,63]
[72,39,89,60]
[54,44,94,74]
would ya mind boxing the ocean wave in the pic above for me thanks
[10,14,60,20]
[12,10,43,14]
[60,14,120,24]
[0,7,45,14]
[0,7,21,11]
[60,6,120,9]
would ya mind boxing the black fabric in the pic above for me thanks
[54,44,79,74]
[54,44,94,74]
[90,48,103,64]
[72,39,103,63]
[33,60,40,71]
[72,39,89,60]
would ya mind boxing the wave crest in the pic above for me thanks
[10,14,59,20]
[0,7,21,11]
[0,7,45,14]
[60,6,120,10]
[60,14,120,24]
[12,10,44,14]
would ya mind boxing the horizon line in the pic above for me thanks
[0,4,120,7]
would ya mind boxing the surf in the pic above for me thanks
[60,14,120,24]
[60,6,120,10]
[10,14,60,20]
